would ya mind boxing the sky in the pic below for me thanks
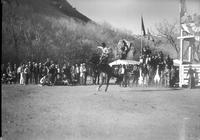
[68,0,200,35]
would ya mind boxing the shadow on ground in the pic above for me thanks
[121,88,183,92]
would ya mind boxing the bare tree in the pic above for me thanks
[156,20,180,55]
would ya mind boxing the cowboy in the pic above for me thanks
[120,39,131,59]
[97,42,110,64]
[187,66,195,89]
[122,40,128,52]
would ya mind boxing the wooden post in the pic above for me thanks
[188,46,191,62]
[179,29,183,87]
[180,29,183,64]
[141,35,143,55]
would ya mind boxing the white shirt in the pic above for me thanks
[75,66,80,74]
[80,66,86,77]
[97,46,109,55]
[17,67,21,74]
[139,58,143,63]
[121,67,125,74]
[40,76,46,84]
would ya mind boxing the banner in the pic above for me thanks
[147,29,155,42]
[180,0,187,24]
[141,16,146,36]
[181,23,200,39]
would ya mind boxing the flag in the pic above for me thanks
[180,0,187,24]
[147,29,155,42]
[147,29,154,41]
[141,16,146,36]
[147,29,150,40]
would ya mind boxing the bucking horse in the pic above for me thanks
[89,53,118,92]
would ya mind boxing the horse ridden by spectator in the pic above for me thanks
[142,63,149,87]
[138,66,143,86]
[154,65,161,87]
[117,39,134,60]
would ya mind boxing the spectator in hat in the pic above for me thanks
[28,61,33,84]
[187,66,195,89]
[33,63,39,84]
[70,65,76,85]
[44,58,51,68]
[80,63,87,85]
[19,64,25,85]
[24,65,30,85]
[75,64,80,84]
[49,64,56,85]
[6,62,12,76]
[38,63,43,80]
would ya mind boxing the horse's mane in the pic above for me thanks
[89,53,100,64]
[88,53,114,75]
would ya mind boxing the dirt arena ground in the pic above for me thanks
[2,84,200,140]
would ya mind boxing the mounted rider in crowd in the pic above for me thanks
[118,39,131,59]
[121,40,129,57]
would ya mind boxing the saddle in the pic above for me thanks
[98,55,108,65]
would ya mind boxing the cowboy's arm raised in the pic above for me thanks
[97,46,103,51]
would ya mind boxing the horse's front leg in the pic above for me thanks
[97,75,103,91]
[97,80,103,91]
[93,75,96,85]
[97,74,100,85]
[105,76,111,92]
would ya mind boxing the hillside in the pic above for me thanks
[2,0,91,23]
[2,0,136,64]
[50,0,91,22]
[2,0,180,65]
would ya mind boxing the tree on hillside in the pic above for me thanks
[2,0,141,64]
[2,2,23,64]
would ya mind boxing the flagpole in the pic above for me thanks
[141,15,143,55]
[147,28,149,47]
[141,31,143,55]
[141,15,146,56]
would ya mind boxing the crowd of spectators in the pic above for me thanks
[114,46,179,88]
[1,48,180,88]
[1,58,88,86]
[1,46,180,88]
